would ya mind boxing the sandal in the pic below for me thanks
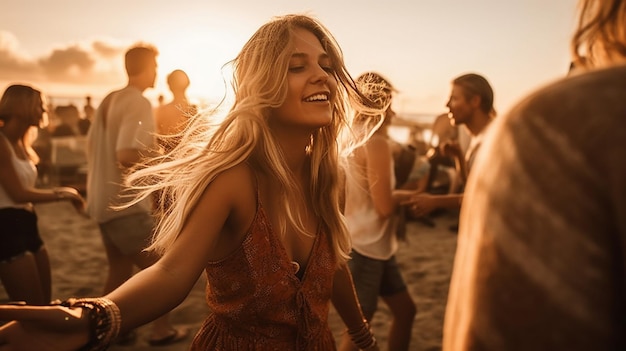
[147,327,189,346]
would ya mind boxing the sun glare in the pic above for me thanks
[148,28,245,110]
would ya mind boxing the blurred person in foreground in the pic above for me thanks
[0,14,383,351]
[443,0,626,350]
[0,84,84,306]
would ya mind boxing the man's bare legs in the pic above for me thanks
[101,234,186,342]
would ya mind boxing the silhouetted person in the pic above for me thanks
[83,95,95,121]
[153,69,197,154]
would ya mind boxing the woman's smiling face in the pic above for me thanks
[270,28,337,132]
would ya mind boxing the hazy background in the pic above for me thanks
[1,0,578,117]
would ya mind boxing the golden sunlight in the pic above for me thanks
[149,27,245,109]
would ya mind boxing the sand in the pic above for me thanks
[0,202,458,351]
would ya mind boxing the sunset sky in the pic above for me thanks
[2,0,578,118]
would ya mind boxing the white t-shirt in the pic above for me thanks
[86,86,155,223]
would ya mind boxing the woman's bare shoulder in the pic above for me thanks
[214,162,255,185]
[208,162,257,207]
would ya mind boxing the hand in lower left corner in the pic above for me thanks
[0,303,90,351]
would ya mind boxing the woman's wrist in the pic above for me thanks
[347,320,377,350]
[52,188,69,201]
[58,297,121,351]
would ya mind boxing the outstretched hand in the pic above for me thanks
[0,304,89,351]
[55,187,87,215]
[403,193,439,218]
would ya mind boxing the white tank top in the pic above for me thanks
[0,133,38,209]
[344,140,399,260]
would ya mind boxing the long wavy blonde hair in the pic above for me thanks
[125,14,378,265]
[571,0,626,68]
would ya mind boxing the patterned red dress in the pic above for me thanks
[189,201,338,350]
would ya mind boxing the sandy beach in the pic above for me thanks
[0,202,458,351]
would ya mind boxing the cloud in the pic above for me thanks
[39,45,96,78]
[93,40,121,58]
[0,31,127,86]
[0,31,38,79]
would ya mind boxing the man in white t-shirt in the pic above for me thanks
[86,44,187,346]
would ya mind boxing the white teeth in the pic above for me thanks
[305,93,328,102]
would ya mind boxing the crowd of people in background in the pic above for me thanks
[0,0,624,350]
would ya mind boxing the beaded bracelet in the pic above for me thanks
[347,320,377,350]
[60,297,121,351]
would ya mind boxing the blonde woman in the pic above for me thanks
[0,15,382,350]
[340,72,417,351]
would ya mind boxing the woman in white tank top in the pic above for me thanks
[0,84,85,305]
[341,73,419,351]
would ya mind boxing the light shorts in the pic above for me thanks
[98,212,154,255]
[348,250,408,319]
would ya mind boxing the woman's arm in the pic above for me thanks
[405,193,463,218]
[0,139,84,209]
[364,137,419,218]
[331,264,379,351]
[331,263,366,328]
[0,165,255,350]
[364,137,397,219]
[106,166,251,332]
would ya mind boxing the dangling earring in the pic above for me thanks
[305,133,314,155]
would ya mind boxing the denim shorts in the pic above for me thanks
[348,250,408,319]
[0,207,44,263]
[98,212,154,255]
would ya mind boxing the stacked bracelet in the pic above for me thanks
[60,297,121,351]
[347,320,377,350]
